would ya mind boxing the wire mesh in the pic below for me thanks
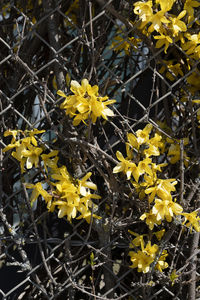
[0,0,199,299]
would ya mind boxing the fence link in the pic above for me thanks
[0,0,200,299]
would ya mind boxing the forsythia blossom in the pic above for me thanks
[3,129,45,173]
[58,79,116,125]
[129,237,168,273]
[133,0,189,53]
[182,211,200,232]
[3,129,101,223]
[113,124,184,231]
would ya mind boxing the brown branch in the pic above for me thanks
[43,0,66,91]
[188,191,200,300]
[180,139,185,207]
[22,183,57,286]
[92,218,115,299]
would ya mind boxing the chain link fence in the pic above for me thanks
[0,0,200,299]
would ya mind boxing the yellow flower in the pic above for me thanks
[148,11,170,33]
[113,151,131,178]
[90,95,115,123]
[111,34,140,55]
[126,124,154,154]
[144,241,158,257]
[182,33,199,54]
[182,33,200,58]
[168,143,189,167]
[145,178,177,203]
[140,210,161,230]
[52,188,79,221]
[169,198,183,215]
[133,1,153,23]
[11,143,27,173]
[55,179,78,202]
[41,150,59,172]
[129,235,168,273]
[151,162,168,173]
[3,140,21,153]
[53,200,77,220]
[26,182,52,206]
[113,151,140,181]
[169,10,187,36]
[51,165,71,182]
[155,250,168,272]
[3,130,23,152]
[3,129,45,172]
[50,166,100,222]
[156,0,175,12]
[154,33,173,53]
[131,181,146,200]
[162,61,184,81]
[143,172,157,186]
[22,145,43,169]
[186,71,200,94]
[23,129,45,147]
[129,240,167,273]
[144,144,160,157]
[129,232,145,251]
[153,199,172,221]
[129,250,154,273]
[170,269,179,286]
[126,142,134,160]
[182,211,200,232]
[153,229,165,240]
[157,179,177,200]
[58,79,116,125]
[77,172,98,194]
[136,124,153,145]
[184,0,200,22]
[127,133,139,151]
[26,128,45,137]
[138,158,153,176]
[76,194,101,223]
[4,129,19,143]
[152,198,183,222]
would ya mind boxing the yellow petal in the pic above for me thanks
[113,164,123,173]
[71,80,81,89]
[81,79,89,89]
[178,10,186,20]
[57,90,67,98]
[116,151,124,161]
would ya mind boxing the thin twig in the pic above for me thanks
[43,0,66,91]
[88,1,96,81]
[188,192,200,300]
[22,183,57,286]
[180,139,185,207]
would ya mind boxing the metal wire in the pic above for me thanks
[0,0,199,299]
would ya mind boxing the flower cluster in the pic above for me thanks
[133,0,200,54]
[111,28,141,55]
[167,137,190,167]
[113,123,200,272]
[3,129,45,173]
[57,79,116,126]
[113,124,184,228]
[3,129,101,223]
[133,0,200,125]
[129,231,168,273]
[182,211,200,233]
